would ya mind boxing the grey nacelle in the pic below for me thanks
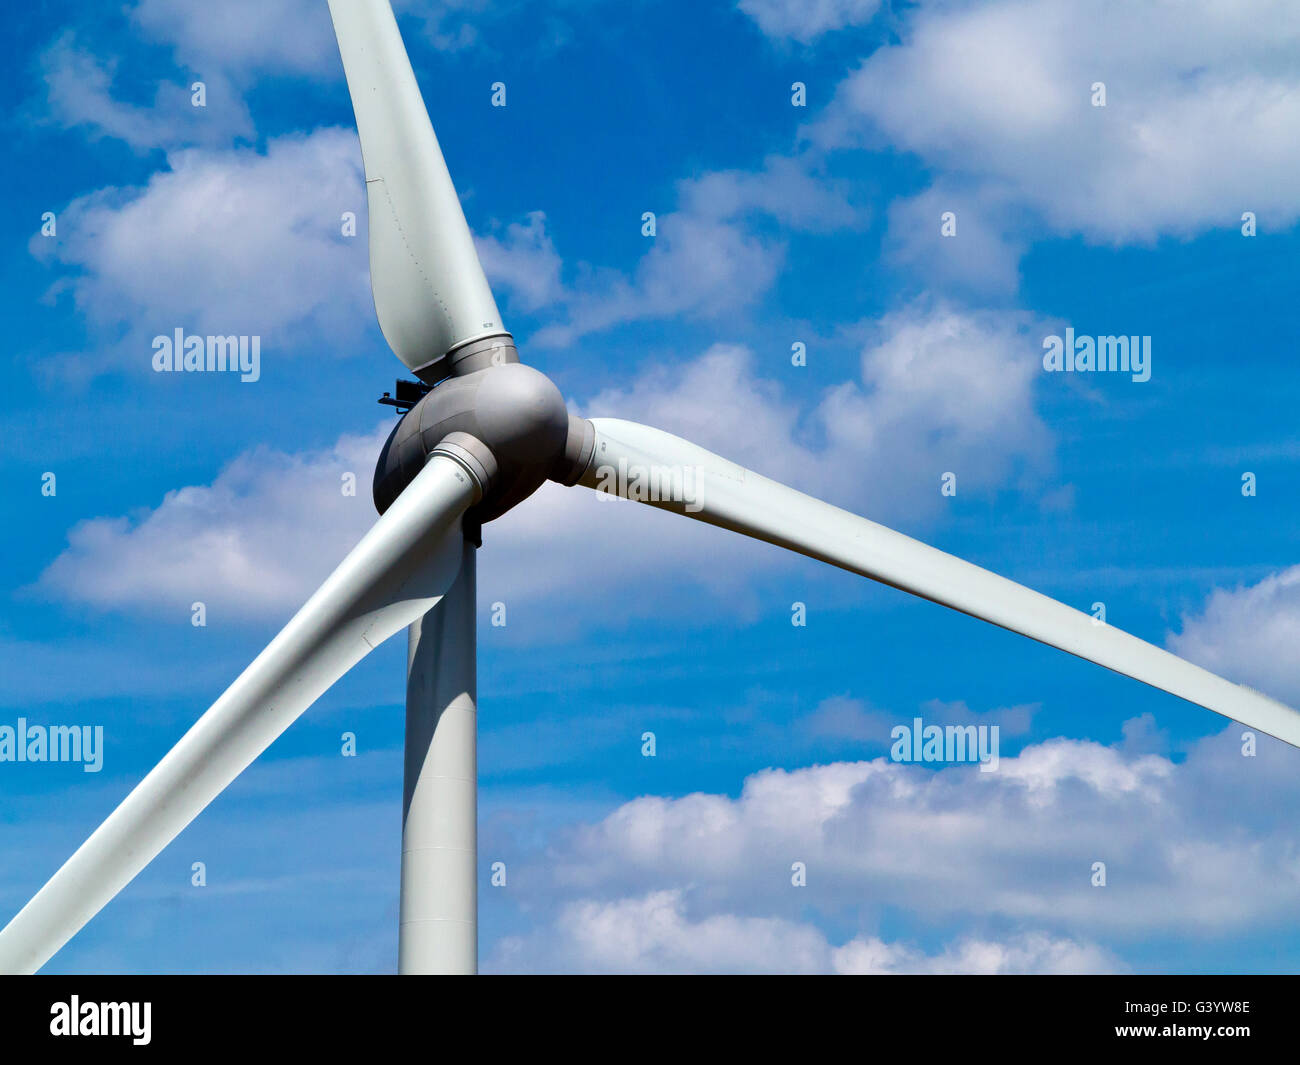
[373,362,572,524]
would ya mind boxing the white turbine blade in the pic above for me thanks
[327,0,506,377]
[579,418,1300,749]
[0,453,481,974]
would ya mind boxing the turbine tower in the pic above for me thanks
[3,0,1299,975]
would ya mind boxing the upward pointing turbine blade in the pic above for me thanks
[327,0,506,378]
[0,451,482,975]
[577,418,1300,749]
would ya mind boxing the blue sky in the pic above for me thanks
[3,0,1300,974]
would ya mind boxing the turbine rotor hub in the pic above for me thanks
[373,353,586,526]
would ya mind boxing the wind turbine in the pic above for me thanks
[3,0,1299,976]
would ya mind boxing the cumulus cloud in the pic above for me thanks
[484,723,1300,972]
[812,0,1300,244]
[33,127,371,377]
[37,303,1052,628]
[1169,566,1300,705]
[40,425,389,621]
[491,888,1118,973]
[814,300,1052,512]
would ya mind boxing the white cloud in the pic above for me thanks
[884,183,1025,295]
[40,33,253,151]
[34,127,371,376]
[812,0,1300,242]
[41,1,500,153]
[815,300,1051,513]
[396,0,494,52]
[738,0,884,44]
[484,724,1300,973]
[503,890,832,974]
[40,425,388,621]
[37,3,333,150]
[579,342,816,484]
[532,218,780,348]
[127,0,529,76]
[475,211,565,314]
[129,0,565,86]
[833,929,1117,975]
[675,154,860,232]
[130,0,338,80]
[491,888,1118,973]
[1169,566,1300,705]
[533,154,860,347]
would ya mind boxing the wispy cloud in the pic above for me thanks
[530,154,863,347]
[39,32,253,151]
[737,0,885,45]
